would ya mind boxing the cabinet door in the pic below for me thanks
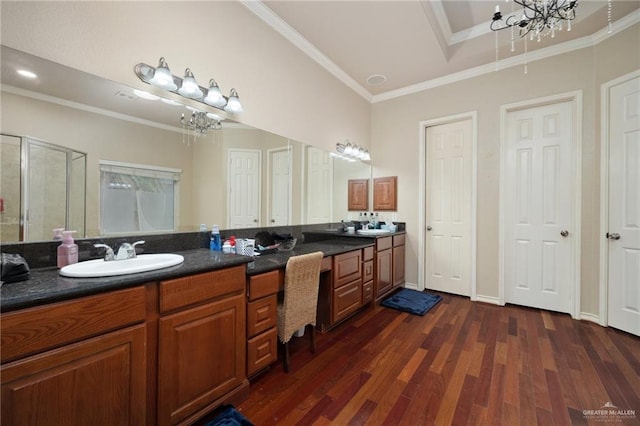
[348,178,369,211]
[376,248,393,299]
[333,279,363,323]
[1,325,146,426]
[158,293,245,426]
[247,327,277,377]
[333,250,362,288]
[393,245,405,287]
[373,176,397,211]
[247,295,277,338]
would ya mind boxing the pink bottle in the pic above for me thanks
[57,231,78,268]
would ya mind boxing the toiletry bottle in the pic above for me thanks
[229,236,236,253]
[210,225,222,251]
[57,230,78,268]
[52,228,64,240]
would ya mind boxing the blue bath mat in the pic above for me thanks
[205,405,253,426]
[381,288,442,316]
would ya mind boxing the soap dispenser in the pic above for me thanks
[57,231,78,268]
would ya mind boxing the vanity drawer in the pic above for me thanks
[363,281,373,304]
[333,250,362,289]
[376,236,392,251]
[363,246,374,261]
[1,286,146,363]
[247,327,277,376]
[393,234,405,247]
[247,270,280,301]
[160,265,245,313]
[247,295,277,338]
[363,260,374,282]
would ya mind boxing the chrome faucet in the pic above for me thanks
[94,243,115,261]
[116,240,145,260]
[94,240,145,261]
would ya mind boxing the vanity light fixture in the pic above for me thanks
[335,140,371,162]
[204,79,226,108]
[224,89,243,113]
[134,57,242,114]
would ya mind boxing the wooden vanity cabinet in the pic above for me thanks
[1,287,147,426]
[332,249,363,325]
[393,234,406,287]
[363,246,374,304]
[246,270,280,377]
[375,236,393,300]
[157,265,247,426]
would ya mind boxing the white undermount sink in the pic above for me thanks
[60,253,184,278]
[357,229,391,236]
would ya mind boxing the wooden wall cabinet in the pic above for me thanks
[348,179,369,211]
[373,176,397,211]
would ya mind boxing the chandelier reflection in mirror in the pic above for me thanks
[490,0,612,73]
[180,109,223,145]
[134,57,243,114]
[332,141,371,162]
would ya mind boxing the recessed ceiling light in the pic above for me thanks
[366,74,387,86]
[133,89,160,100]
[17,69,37,79]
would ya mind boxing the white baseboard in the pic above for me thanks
[579,312,604,325]
[403,282,419,290]
[475,295,501,305]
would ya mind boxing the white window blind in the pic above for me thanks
[99,161,181,235]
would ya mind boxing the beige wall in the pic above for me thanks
[0,1,371,154]
[371,24,640,316]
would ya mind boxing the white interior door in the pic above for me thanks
[504,101,573,314]
[425,119,472,296]
[607,75,640,336]
[269,147,291,226]
[305,146,332,224]
[228,149,261,228]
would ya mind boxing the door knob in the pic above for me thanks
[606,232,621,240]
[560,230,569,237]
[427,226,432,231]
[271,219,275,223]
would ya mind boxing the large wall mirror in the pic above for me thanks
[0,46,371,243]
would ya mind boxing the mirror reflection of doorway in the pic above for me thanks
[0,135,86,242]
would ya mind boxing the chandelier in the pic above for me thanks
[490,0,613,73]
[490,0,579,40]
[134,57,243,114]
[180,111,222,136]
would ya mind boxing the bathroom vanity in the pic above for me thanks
[0,232,404,425]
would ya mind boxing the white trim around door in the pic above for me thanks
[499,91,582,319]
[418,111,478,299]
[599,69,640,331]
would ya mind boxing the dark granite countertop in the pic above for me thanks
[0,249,251,313]
[0,239,375,313]
[245,239,374,275]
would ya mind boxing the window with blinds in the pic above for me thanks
[99,160,181,235]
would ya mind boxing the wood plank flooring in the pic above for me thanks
[232,292,640,425]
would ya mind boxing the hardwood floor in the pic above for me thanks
[233,292,640,425]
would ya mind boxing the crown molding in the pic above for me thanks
[241,1,638,105]
[372,10,639,103]
[239,0,372,102]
